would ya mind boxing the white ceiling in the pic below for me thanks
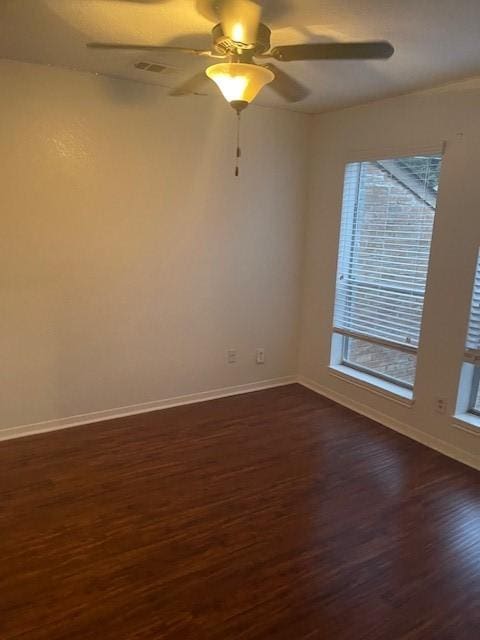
[1,0,480,113]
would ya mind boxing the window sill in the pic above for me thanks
[452,413,480,436]
[329,365,414,406]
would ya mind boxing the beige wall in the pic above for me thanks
[299,81,480,468]
[2,58,480,469]
[0,60,309,431]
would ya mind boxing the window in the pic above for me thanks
[456,251,480,422]
[331,153,443,392]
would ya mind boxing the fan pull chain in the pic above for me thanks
[235,111,241,177]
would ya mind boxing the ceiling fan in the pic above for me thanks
[87,0,394,113]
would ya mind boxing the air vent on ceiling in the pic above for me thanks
[134,61,167,73]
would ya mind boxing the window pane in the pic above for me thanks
[334,154,442,349]
[343,336,416,387]
[464,251,480,356]
[332,152,442,388]
[472,383,480,413]
[468,366,480,414]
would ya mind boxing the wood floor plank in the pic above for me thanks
[0,384,479,639]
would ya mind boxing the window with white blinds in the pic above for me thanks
[332,153,442,388]
[465,251,480,363]
[459,251,480,415]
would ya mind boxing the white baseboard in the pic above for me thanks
[4,373,479,472]
[298,375,480,472]
[0,376,296,442]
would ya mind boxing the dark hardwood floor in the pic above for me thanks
[1,384,479,639]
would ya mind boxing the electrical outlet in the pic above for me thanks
[435,397,447,414]
[227,349,237,364]
[256,348,265,364]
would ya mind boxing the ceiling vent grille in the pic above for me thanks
[134,62,167,73]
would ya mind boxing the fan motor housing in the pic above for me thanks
[212,22,271,56]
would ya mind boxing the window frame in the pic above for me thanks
[330,147,444,394]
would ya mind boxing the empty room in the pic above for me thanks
[1,1,480,638]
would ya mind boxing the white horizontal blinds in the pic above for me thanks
[333,154,442,350]
[465,251,480,361]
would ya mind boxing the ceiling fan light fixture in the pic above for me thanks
[219,0,262,45]
[205,62,274,110]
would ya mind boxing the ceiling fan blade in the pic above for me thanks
[87,43,212,56]
[169,71,211,96]
[219,0,262,44]
[270,41,394,62]
[263,63,309,102]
